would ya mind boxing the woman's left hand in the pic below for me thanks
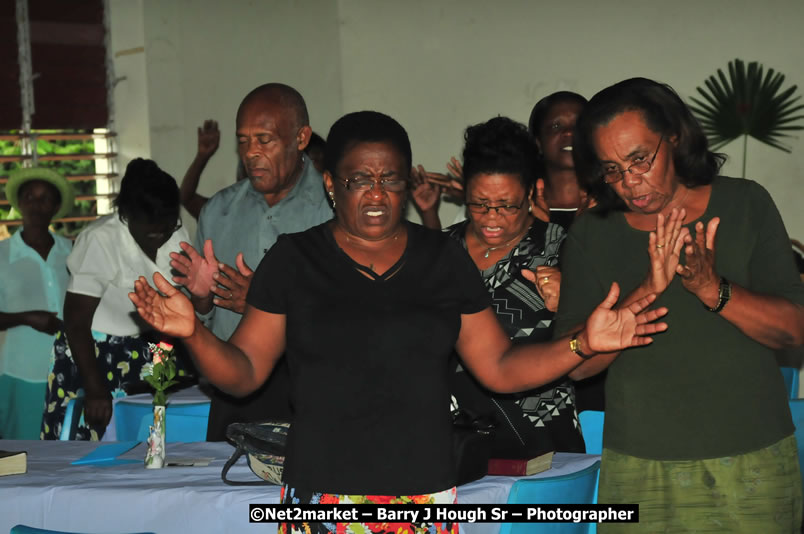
[677,218,721,308]
[583,282,668,353]
[523,265,561,312]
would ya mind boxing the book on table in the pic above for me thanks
[487,450,554,476]
[0,450,27,477]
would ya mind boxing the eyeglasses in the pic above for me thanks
[338,176,408,193]
[466,196,527,216]
[601,136,663,184]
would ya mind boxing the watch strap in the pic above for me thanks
[569,333,594,359]
[704,276,731,313]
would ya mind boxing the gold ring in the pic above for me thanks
[656,244,665,249]
[541,276,550,284]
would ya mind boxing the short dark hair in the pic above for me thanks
[323,111,412,174]
[574,78,725,211]
[461,116,538,191]
[527,91,588,138]
[237,83,309,130]
[115,158,180,222]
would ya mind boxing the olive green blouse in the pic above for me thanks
[554,176,804,460]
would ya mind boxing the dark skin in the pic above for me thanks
[130,141,669,406]
[569,111,804,380]
[170,88,309,314]
[179,119,219,219]
[0,180,62,336]
[64,212,181,431]
[62,292,108,428]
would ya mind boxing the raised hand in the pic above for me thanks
[197,119,220,159]
[522,265,561,312]
[25,310,61,334]
[584,282,668,353]
[411,164,442,213]
[642,208,689,295]
[530,178,550,223]
[677,217,721,307]
[447,156,463,181]
[170,240,219,298]
[210,253,254,314]
[130,273,196,338]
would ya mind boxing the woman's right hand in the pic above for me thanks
[130,273,197,338]
[83,387,113,429]
[24,310,61,334]
[642,208,688,295]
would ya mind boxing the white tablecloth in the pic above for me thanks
[0,440,599,534]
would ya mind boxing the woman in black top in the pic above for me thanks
[130,111,667,534]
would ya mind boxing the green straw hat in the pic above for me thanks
[6,167,75,220]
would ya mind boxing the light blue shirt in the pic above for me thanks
[196,155,332,340]
[0,230,71,382]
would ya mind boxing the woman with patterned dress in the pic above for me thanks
[130,110,667,534]
[446,116,584,455]
[41,159,190,440]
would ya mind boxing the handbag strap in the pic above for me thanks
[220,445,273,486]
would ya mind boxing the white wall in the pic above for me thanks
[110,0,343,236]
[109,0,804,237]
[337,0,804,232]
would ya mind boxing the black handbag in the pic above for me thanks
[452,410,496,485]
[221,420,290,486]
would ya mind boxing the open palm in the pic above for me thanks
[585,282,668,353]
[130,273,196,338]
[644,209,688,295]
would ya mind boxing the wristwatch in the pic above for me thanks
[704,277,732,313]
[569,333,594,359]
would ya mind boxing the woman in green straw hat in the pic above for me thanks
[0,167,73,439]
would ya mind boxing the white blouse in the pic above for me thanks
[66,214,189,337]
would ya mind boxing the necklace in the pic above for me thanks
[342,227,402,245]
[477,225,530,259]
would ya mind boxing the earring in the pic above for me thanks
[328,191,336,209]
[528,204,533,214]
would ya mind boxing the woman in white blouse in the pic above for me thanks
[41,159,190,440]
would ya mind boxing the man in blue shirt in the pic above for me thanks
[171,83,332,439]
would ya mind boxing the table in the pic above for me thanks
[0,440,599,534]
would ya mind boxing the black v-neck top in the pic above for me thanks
[247,221,491,494]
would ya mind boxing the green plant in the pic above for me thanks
[689,59,804,177]
[140,342,179,406]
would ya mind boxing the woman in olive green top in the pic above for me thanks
[557,77,804,533]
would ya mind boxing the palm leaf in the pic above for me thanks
[688,59,804,177]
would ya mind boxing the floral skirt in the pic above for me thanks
[598,434,802,533]
[278,485,458,534]
[41,329,162,441]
